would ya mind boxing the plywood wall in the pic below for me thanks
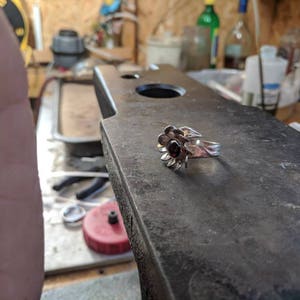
[137,0,300,66]
[270,0,300,44]
[135,0,293,66]
[24,0,103,48]
[23,0,300,66]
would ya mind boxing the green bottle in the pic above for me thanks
[197,0,220,68]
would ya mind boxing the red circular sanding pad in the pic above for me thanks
[82,201,130,254]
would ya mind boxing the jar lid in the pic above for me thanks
[82,201,130,254]
[260,45,277,60]
[204,0,215,5]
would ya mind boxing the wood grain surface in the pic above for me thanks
[23,0,300,66]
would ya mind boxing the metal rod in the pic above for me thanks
[258,52,265,111]
[50,171,109,178]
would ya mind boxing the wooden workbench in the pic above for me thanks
[43,261,137,292]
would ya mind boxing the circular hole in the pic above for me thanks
[136,84,185,98]
[121,73,140,79]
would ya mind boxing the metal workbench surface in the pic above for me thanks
[94,65,300,300]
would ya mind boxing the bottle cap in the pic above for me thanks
[260,45,277,60]
[204,0,215,5]
[82,201,130,254]
[238,0,248,13]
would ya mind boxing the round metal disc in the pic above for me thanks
[62,204,86,223]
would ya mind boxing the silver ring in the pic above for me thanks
[157,125,221,170]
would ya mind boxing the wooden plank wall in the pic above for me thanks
[138,0,284,66]
[270,0,300,44]
[24,0,103,49]
[136,0,300,66]
[23,0,300,66]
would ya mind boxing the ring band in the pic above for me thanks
[157,125,221,170]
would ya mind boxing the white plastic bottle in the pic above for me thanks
[243,46,288,113]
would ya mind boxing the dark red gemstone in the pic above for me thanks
[167,140,181,158]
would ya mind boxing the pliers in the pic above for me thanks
[52,166,109,200]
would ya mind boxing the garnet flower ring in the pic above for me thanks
[157,125,221,171]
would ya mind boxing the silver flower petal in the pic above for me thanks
[161,153,171,161]
[159,147,167,153]
[180,126,202,138]
[167,158,177,167]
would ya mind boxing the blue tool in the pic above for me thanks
[100,0,121,16]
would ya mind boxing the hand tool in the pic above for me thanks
[52,166,109,200]
[75,177,109,200]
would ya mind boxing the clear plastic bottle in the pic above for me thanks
[243,46,288,114]
[224,0,254,70]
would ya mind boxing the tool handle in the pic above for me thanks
[76,177,109,200]
[52,166,106,191]
[52,176,88,191]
